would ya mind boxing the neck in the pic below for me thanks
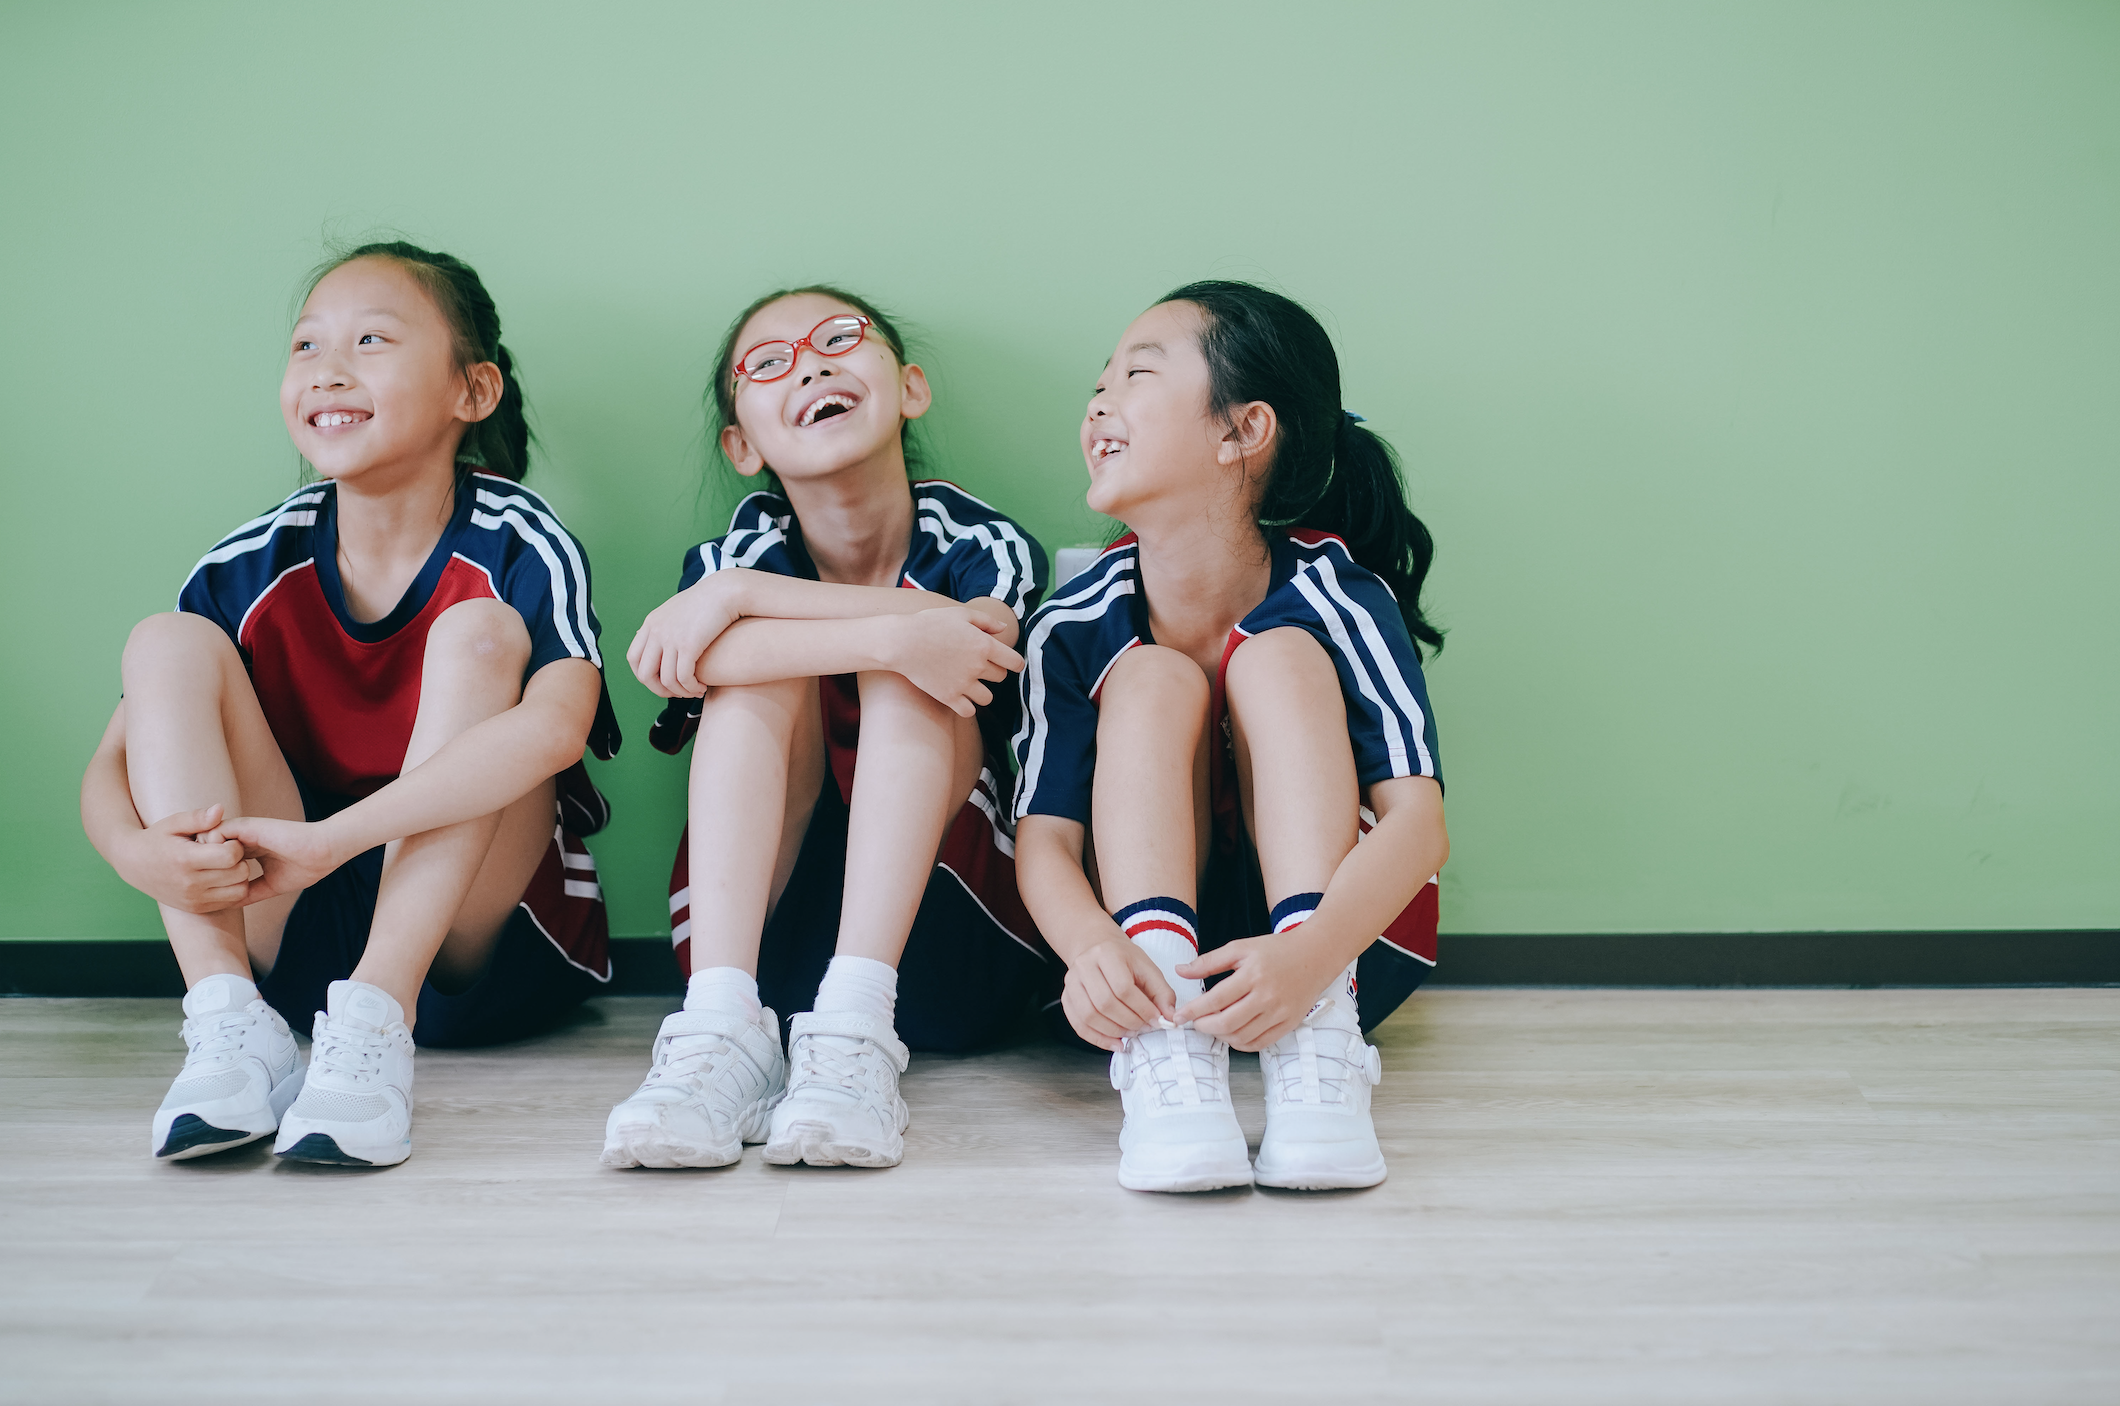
[1130,499,1273,665]
[774,445,916,587]
[331,453,460,620]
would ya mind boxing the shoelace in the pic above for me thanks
[1267,1000,1367,1108]
[644,1032,742,1090]
[311,1017,391,1088]
[790,1034,882,1099]
[180,1010,257,1068]
[1131,1023,1230,1109]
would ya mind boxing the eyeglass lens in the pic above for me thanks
[739,316,867,382]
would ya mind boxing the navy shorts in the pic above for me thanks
[256,841,603,1049]
[748,775,1058,1053]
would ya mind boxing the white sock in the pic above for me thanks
[685,966,762,1022]
[1115,901,1205,1007]
[812,954,898,1024]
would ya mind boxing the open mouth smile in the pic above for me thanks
[797,393,859,428]
[1090,436,1127,464]
[308,409,371,429]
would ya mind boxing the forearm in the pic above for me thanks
[317,699,580,859]
[80,706,143,861]
[727,570,1019,644]
[1287,783,1448,968]
[1017,817,1124,964]
[692,615,903,686]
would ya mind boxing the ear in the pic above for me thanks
[898,363,933,422]
[458,361,505,424]
[721,422,769,479]
[1215,400,1278,467]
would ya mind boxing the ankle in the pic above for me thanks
[1114,897,1202,1003]
[812,954,898,1024]
[686,966,763,1021]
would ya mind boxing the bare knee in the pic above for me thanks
[121,611,238,680]
[858,668,956,724]
[699,674,814,716]
[1100,645,1210,728]
[1224,626,1333,697]
[423,598,530,676]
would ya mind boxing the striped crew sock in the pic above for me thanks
[1269,891,1359,1009]
[1112,897,1203,1006]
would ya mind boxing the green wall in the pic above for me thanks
[3,2,2115,943]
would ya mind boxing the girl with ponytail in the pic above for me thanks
[82,243,621,1168]
[1013,280,1448,1193]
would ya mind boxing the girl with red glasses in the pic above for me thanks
[1013,281,1449,1193]
[605,286,1049,1172]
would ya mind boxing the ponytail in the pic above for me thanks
[303,241,534,482]
[1160,280,1444,657]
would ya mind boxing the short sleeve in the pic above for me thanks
[1285,555,1442,790]
[941,516,1046,620]
[497,522,603,679]
[1011,614,1103,824]
[176,566,241,650]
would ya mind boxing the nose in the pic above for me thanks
[798,365,834,387]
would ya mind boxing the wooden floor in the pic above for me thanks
[1,989,2115,1405]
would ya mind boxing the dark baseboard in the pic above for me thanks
[2,930,2114,998]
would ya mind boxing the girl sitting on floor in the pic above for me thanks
[81,243,620,1168]
[605,285,1047,1172]
[1013,280,1448,1193]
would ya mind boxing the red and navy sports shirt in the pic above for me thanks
[1011,530,1442,826]
[647,480,1048,755]
[178,473,619,804]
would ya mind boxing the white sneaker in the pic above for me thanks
[1112,1022,1253,1192]
[151,974,305,1160]
[762,1011,909,1168]
[601,1007,787,1169]
[1254,997,1387,1189]
[273,981,415,1167]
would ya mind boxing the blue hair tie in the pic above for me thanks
[1343,410,1366,424]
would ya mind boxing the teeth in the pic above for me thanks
[799,394,857,428]
[313,411,362,427]
[1091,438,1126,460]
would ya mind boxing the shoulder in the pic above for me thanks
[1024,537,1138,641]
[183,482,332,588]
[462,474,580,539]
[456,475,595,604]
[1276,529,1397,603]
[910,480,1034,540]
[688,489,796,575]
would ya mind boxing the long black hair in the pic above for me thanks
[303,241,532,482]
[706,284,921,480]
[1160,279,1443,658]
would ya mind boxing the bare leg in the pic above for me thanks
[833,671,985,965]
[1224,627,1360,907]
[1087,645,1214,913]
[118,613,304,985]
[685,676,826,975]
[353,600,553,1017]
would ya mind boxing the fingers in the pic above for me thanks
[184,838,249,873]
[1176,943,1244,980]
[159,803,225,839]
[1077,958,1163,1036]
[1176,969,1247,1025]
[991,643,1025,673]
[967,682,993,708]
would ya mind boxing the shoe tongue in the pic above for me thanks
[329,980,399,1032]
[183,973,251,1018]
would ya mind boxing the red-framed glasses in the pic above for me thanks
[732,314,872,384]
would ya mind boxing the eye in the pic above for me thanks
[1126,367,1149,378]
[358,333,382,345]
[821,332,856,350]
[294,339,316,352]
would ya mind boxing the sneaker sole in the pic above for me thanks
[1117,1163,1255,1193]
[1253,1158,1387,1191]
[156,1114,269,1161]
[762,1120,901,1169]
[274,1131,406,1168]
[599,1128,742,1170]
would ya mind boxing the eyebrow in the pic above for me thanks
[292,307,407,327]
[1128,340,1166,355]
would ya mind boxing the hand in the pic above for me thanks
[1176,934,1347,1051]
[1061,935,1177,1051]
[202,814,343,906]
[628,572,745,698]
[111,804,262,913]
[884,606,1025,717]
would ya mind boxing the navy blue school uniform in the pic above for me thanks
[1011,528,1442,1032]
[176,472,622,1047]
[651,481,1053,1052]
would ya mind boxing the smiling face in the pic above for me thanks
[720,291,931,485]
[1081,300,1253,528]
[280,257,494,485]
